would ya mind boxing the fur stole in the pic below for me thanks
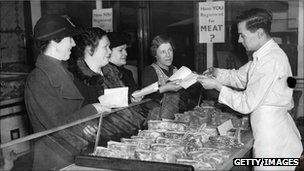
[69,58,105,88]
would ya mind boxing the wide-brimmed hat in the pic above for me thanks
[34,15,81,41]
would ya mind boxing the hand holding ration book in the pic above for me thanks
[98,87,129,108]
[132,66,198,98]
[168,66,198,89]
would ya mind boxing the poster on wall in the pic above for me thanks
[92,8,113,32]
[199,1,225,43]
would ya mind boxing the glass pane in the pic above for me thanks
[1,100,153,170]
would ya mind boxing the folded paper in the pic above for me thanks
[98,87,129,108]
[169,66,198,89]
[169,66,192,81]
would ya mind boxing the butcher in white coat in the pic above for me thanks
[197,8,302,170]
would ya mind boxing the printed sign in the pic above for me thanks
[199,1,225,43]
[92,8,113,32]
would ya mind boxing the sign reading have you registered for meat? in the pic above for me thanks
[199,1,225,43]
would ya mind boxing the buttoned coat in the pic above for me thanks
[25,54,97,170]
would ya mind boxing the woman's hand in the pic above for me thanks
[131,90,144,103]
[197,77,223,91]
[83,125,98,138]
[159,79,182,93]
[92,103,112,113]
[203,67,218,78]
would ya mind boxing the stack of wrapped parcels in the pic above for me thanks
[91,104,248,170]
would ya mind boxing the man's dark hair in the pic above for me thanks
[236,8,273,36]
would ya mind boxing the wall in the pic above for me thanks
[0,1,26,68]
[295,0,304,118]
[41,1,95,28]
[0,113,30,157]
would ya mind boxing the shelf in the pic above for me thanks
[0,97,24,106]
[0,104,25,117]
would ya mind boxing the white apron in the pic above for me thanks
[251,106,302,170]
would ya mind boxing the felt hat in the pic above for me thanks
[108,32,131,49]
[34,15,81,41]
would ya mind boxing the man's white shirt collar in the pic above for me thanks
[252,39,275,61]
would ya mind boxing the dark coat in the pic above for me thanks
[24,54,97,170]
[68,58,105,106]
[102,62,138,95]
[68,59,147,146]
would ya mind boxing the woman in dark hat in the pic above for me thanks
[102,32,140,101]
[24,15,111,170]
[100,31,147,133]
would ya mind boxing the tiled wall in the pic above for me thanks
[0,1,26,66]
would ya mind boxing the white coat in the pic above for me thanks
[216,39,302,170]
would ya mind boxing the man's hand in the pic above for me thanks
[203,67,218,78]
[197,77,223,91]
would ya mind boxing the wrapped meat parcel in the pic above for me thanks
[182,132,209,151]
[135,150,176,163]
[160,131,186,139]
[150,143,185,151]
[92,146,131,159]
[147,120,187,132]
[209,135,243,148]
[120,138,153,150]
[107,141,138,159]
[155,137,183,145]
[137,130,164,139]
[91,146,108,156]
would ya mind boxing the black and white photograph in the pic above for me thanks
[0,0,303,170]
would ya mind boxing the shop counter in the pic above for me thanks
[62,130,253,171]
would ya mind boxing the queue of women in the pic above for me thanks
[25,8,302,171]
